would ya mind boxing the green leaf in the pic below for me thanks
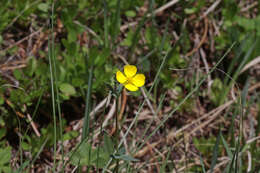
[0,147,11,165]
[91,146,110,168]
[37,3,49,12]
[13,69,23,80]
[0,95,4,105]
[104,134,114,155]
[62,131,79,141]
[70,142,92,166]
[0,128,6,139]
[59,83,76,96]
[0,35,3,44]
[125,10,136,17]
[21,142,31,151]
[220,132,233,158]
[121,30,134,46]
[184,7,197,14]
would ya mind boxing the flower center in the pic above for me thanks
[125,77,134,85]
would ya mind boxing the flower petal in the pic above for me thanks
[124,65,137,78]
[132,74,145,87]
[125,83,139,91]
[116,70,127,84]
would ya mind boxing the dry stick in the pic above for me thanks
[186,18,208,57]
[118,89,127,121]
[240,56,260,73]
[167,102,225,140]
[247,151,252,172]
[76,96,110,130]
[206,159,229,173]
[200,0,222,20]
[93,99,116,139]
[153,0,179,16]
[73,21,102,42]
[241,1,258,12]
[110,89,128,135]
[246,136,260,144]
[175,163,197,173]
[0,64,27,71]
[27,113,41,137]
[0,27,43,53]
[4,96,41,137]
[189,101,233,135]
[134,140,161,158]
[120,0,180,31]
[200,48,212,95]
[120,130,129,154]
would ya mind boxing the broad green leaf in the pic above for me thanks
[59,83,76,96]
[70,142,92,166]
[125,10,136,17]
[0,147,11,165]
[62,131,79,141]
[37,3,49,12]
[0,128,6,139]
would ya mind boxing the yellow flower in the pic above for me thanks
[116,65,145,91]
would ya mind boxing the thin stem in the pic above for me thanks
[82,64,93,140]
[115,95,119,173]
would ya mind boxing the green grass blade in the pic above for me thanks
[220,132,233,158]
[128,0,155,61]
[220,40,256,104]
[199,154,206,173]
[209,132,221,173]
[228,144,239,173]
[111,0,121,48]
[48,1,57,171]
[223,37,248,86]
[82,63,93,140]
[159,147,171,173]
[103,0,109,48]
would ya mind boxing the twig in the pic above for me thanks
[200,48,212,95]
[134,140,161,158]
[0,27,43,53]
[240,56,260,74]
[247,151,252,172]
[241,1,258,12]
[0,64,27,71]
[27,113,41,137]
[141,88,156,117]
[118,89,127,121]
[120,0,180,31]
[153,0,179,16]
[94,99,116,139]
[186,18,208,57]
[200,0,221,20]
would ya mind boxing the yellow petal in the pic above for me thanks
[132,74,145,87]
[125,83,139,91]
[116,70,127,84]
[124,65,137,78]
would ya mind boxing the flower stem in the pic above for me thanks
[115,94,119,173]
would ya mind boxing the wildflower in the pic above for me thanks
[116,65,145,91]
